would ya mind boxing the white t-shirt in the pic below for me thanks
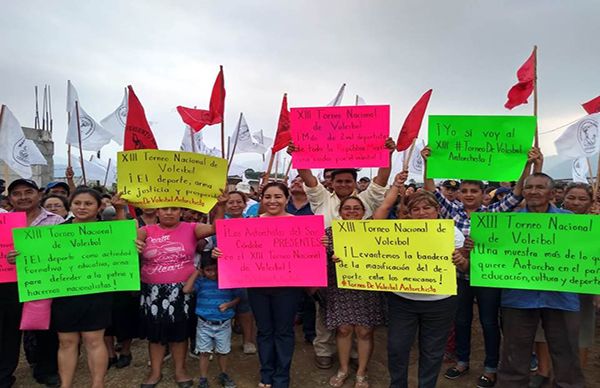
[394,226,464,301]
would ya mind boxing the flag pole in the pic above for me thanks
[595,156,600,196]
[355,95,359,105]
[74,101,87,185]
[103,158,111,187]
[261,152,276,186]
[284,158,293,181]
[0,105,8,185]
[189,126,196,153]
[228,112,243,168]
[220,65,225,159]
[273,152,279,182]
[533,45,539,148]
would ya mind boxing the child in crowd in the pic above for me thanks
[183,256,240,388]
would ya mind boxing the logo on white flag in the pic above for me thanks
[80,116,97,141]
[576,118,598,155]
[12,137,29,167]
[117,105,127,126]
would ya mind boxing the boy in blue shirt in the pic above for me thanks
[184,256,240,388]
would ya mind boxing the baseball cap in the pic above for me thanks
[45,181,70,195]
[8,179,39,194]
[441,180,459,189]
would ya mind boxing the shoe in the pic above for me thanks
[37,374,60,388]
[528,374,549,388]
[198,378,209,388]
[315,356,333,369]
[443,366,469,380]
[189,349,201,359]
[243,343,257,354]
[140,374,162,388]
[328,371,349,387]
[477,374,496,388]
[116,354,132,368]
[176,379,194,388]
[529,353,539,372]
[218,372,236,388]
[107,356,118,369]
[354,375,369,388]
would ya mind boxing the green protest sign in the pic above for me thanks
[13,220,140,302]
[427,115,536,181]
[470,213,600,294]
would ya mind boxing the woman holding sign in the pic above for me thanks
[384,191,468,388]
[50,188,114,388]
[137,198,226,388]
[214,182,303,388]
[324,195,386,388]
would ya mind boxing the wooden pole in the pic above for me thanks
[74,101,87,185]
[261,152,276,187]
[284,158,293,181]
[228,112,243,168]
[355,95,359,105]
[595,156,600,196]
[586,158,594,185]
[220,65,225,159]
[103,158,111,187]
[533,45,539,148]
[189,126,196,153]
[274,152,279,182]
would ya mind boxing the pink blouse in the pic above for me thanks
[140,222,197,284]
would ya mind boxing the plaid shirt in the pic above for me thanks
[434,190,523,279]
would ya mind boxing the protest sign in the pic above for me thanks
[0,212,26,283]
[332,219,456,294]
[216,215,327,288]
[427,115,536,181]
[117,150,227,213]
[290,105,390,169]
[13,220,140,302]
[470,213,600,294]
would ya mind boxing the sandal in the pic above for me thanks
[140,374,162,388]
[354,375,369,388]
[258,384,272,388]
[175,379,193,388]
[329,371,349,387]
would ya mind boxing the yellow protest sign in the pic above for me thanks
[117,150,227,213]
[332,219,457,295]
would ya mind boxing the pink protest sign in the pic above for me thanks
[216,215,327,288]
[290,105,390,169]
[0,212,27,283]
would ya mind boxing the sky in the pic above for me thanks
[1,0,599,177]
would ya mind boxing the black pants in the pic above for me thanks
[29,330,59,381]
[248,288,302,388]
[0,302,22,388]
[387,294,457,388]
[497,307,584,388]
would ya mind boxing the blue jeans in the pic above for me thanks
[248,288,302,388]
[387,294,457,388]
[454,278,500,373]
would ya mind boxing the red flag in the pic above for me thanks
[582,95,600,114]
[504,50,536,110]
[396,89,432,151]
[124,86,158,151]
[271,93,291,153]
[176,66,225,132]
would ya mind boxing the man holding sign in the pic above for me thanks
[288,136,395,370]
[495,173,585,388]
[2,179,64,388]
[420,146,538,387]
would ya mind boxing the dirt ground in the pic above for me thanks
[13,311,599,388]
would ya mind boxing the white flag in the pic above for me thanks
[100,88,127,145]
[554,113,600,158]
[65,82,113,151]
[66,80,78,114]
[0,106,34,178]
[252,130,273,150]
[23,140,47,165]
[180,127,221,157]
[90,156,117,186]
[571,157,589,183]
[408,139,426,178]
[231,114,267,155]
[327,83,346,106]
[356,95,367,106]
[70,155,107,182]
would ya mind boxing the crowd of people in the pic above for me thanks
[0,138,599,388]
